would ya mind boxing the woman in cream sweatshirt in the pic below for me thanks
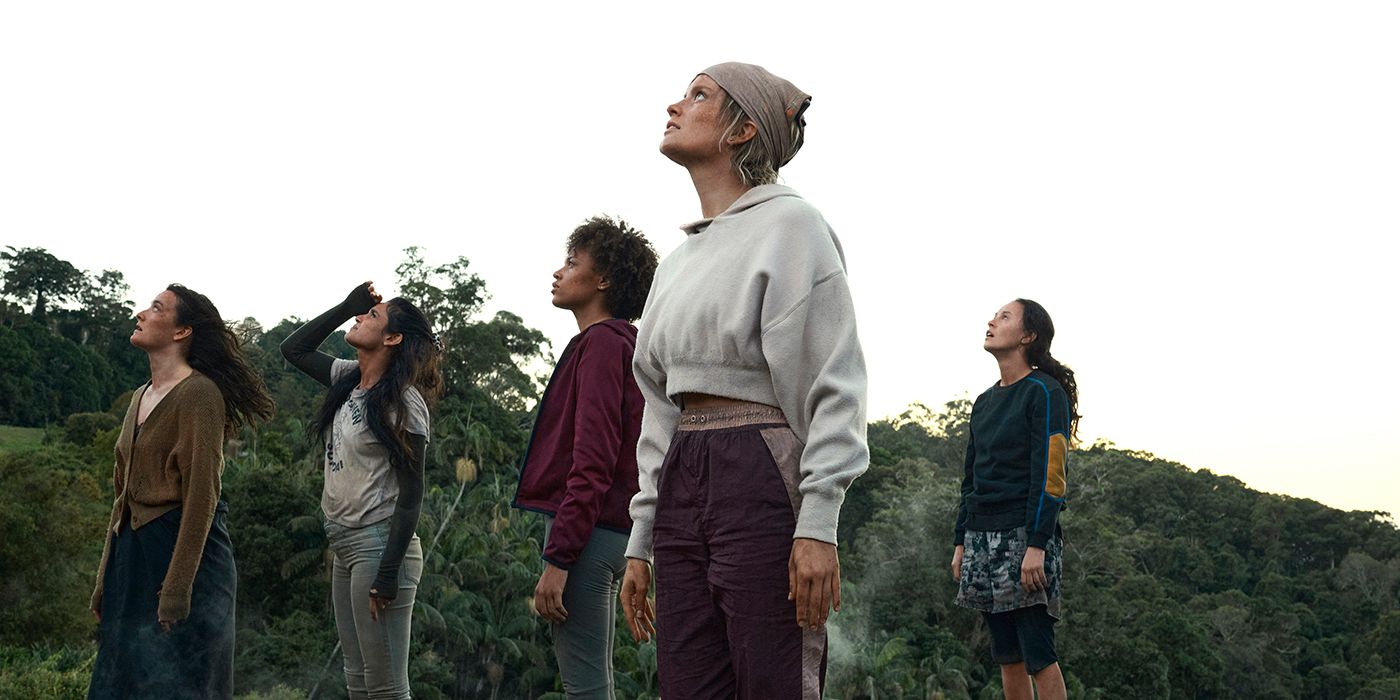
[618,62,868,700]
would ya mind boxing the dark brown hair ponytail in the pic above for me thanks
[1017,298,1079,444]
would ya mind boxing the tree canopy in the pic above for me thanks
[1,246,87,321]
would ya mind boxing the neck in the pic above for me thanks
[994,351,1034,387]
[356,346,393,389]
[687,159,751,219]
[147,345,193,389]
[572,304,613,333]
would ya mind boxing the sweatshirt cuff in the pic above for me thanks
[624,518,655,562]
[1027,531,1052,549]
[953,531,966,547]
[793,491,843,545]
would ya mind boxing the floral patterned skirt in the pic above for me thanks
[955,527,1062,619]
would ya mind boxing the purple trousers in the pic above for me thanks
[653,403,827,700]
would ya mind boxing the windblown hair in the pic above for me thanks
[1016,298,1080,444]
[167,284,274,437]
[309,298,443,473]
[566,216,659,322]
[716,93,802,188]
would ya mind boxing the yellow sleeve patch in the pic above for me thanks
[1046,433,1068,498]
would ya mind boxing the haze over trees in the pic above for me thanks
[2,248,1397,699]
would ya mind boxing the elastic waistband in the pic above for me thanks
[677,401,786,431]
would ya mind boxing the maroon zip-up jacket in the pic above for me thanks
[512,319,643,570]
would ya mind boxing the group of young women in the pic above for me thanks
[88,282,441,700]
[87,62,1078,700]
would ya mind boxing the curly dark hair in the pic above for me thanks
[566,215,659,322]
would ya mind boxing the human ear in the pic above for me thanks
[383,333,404,347]
[726,120,758,147]
[173,326,193,343]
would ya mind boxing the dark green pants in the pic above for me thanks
[544,518,629,699]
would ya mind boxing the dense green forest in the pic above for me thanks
[3,246,1399,699]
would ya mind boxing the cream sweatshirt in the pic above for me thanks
[626,184,869,560]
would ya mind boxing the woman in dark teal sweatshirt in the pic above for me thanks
[953,298,1078,700]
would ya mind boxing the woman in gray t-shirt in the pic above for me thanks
[281,282,442,700]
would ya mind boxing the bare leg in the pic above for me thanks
[1000,662,1033,700]
[1031,662,1067,700]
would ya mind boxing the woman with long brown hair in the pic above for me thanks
[89,284,273,699]
[282,281,442,700]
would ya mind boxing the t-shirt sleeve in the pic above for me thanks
[330,358,358,385]
[403,387,430,441]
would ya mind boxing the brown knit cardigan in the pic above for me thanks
[90,371,227,622]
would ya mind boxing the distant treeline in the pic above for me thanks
[2,247,1398,699]
[0,247,150,426]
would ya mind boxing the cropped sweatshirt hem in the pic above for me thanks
[654,364,782,408]
[625,184,869,562]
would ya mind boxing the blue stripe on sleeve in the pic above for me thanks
[1026,377,1053,534]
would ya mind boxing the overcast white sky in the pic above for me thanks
[4,2,1397,519]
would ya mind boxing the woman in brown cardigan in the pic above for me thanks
[88,284,272,700]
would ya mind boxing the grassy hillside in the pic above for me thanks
[0,425,45,454]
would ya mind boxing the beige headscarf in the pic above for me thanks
[699,62,811,168]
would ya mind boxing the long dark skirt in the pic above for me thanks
[89,503,236,700]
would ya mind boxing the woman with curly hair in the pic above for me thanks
[513,215,658,698]
[619,63,869,699]
[282,281,442,700]
[953,298,1078,700]
[89,284,274,699]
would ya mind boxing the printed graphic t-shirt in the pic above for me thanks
[322,359,431,528]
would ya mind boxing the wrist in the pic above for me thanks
[157,588,192,623]
[370,576,398,599]
[333,300,360,319]
[373,563,400,590]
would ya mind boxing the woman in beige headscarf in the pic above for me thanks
[619,62,868,700]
